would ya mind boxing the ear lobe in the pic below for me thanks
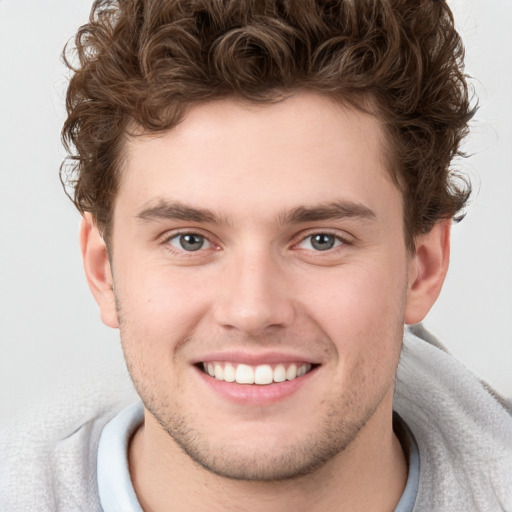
[80,214,119,328]
[404,220,451,325]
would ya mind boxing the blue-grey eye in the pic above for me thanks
[169,233,210,251]
[299,233,342,251]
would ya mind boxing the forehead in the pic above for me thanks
[117,92,399,224]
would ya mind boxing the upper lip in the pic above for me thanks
[191,350,321,366]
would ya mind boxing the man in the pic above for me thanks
[1,0,511,511]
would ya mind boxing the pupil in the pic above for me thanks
[311,234,334,251]
[180,234,203,251]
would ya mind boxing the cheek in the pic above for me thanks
[113,270,214,385]
[115,273,203,393]
[299,261,408,367]
[305,261,406,323]
[116,259,210,329]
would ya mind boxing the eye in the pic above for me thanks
[168,233,212,252]
[298,233,343,251]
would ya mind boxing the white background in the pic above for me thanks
[0,0,511,421]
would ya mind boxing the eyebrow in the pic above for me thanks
[136,201,223,224]
[279,201,376,225]
[136,199,376,225]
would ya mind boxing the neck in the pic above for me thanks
[129,401,407,512]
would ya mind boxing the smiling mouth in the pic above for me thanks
[199,362,316,385]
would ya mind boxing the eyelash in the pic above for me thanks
[162,230,349,255]
[295,232,347,251]
[164,231,217,255]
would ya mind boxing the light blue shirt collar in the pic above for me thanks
[97,402,144,512]
[97,403,419,512]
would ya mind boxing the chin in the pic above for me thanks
[143,392,381,482]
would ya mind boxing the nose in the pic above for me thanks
[213,249,295,336]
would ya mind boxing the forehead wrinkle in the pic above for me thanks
[136,199,230,225]
[278,201,377,225]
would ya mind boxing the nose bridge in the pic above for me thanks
[214,243,294,335]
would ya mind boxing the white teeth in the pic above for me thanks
[214,364,224,380]
[223,363,236,382]
[254,365,273,385]
[286,364,297,381]
[297,364,308,377]
[203,362,313,385]
[235,364,255,384]
[273,364,286,383]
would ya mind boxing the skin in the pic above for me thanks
[82,92,450,511]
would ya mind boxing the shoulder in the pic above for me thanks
[395,325,512,511]
[0,375,137,512]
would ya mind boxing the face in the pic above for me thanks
[99,93,422,480]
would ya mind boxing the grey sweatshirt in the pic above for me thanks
[0,326,511,511]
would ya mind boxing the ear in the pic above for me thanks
[404,219,451,324]
[80,214,119,328]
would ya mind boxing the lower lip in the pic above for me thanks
[194,365,318,405]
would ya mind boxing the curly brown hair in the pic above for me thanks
[61,0,475,249]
